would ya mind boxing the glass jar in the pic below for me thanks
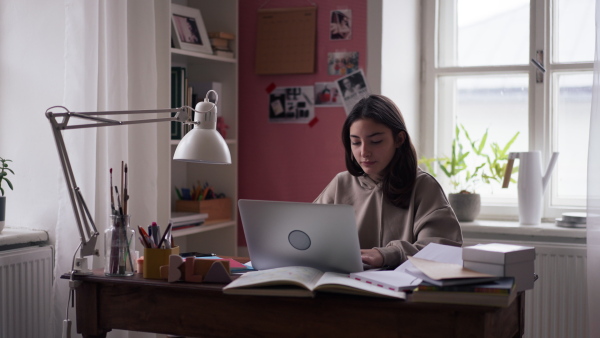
[104,214,135,276]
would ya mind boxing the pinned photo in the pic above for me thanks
[315,82,342,107]
[330,9,352,40]
[327,52,359,76]
[335,69,370,115]
[269,86,315,124]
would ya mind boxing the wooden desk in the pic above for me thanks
[63,270,525,338]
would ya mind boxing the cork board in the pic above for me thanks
[255,7,317,75]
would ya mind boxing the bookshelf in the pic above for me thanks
[169,0,238,256]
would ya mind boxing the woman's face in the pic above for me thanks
[349,118,403,180]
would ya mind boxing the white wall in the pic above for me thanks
[381,0,422,152]
[0,0,64,244]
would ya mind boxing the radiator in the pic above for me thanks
[464,239,588,338]
[0,245,53,338]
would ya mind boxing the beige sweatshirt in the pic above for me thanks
[314,169,463,268]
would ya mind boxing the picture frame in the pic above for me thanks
[171,3,213,54]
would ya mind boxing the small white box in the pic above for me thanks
[463,243,536,292]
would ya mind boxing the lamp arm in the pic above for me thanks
[45,105,209,263]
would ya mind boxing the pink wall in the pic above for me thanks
[238,0,368,245]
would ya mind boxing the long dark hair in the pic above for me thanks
[341,95,418,208]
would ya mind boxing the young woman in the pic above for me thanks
[314,95,462,269]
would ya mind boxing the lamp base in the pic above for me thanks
[73,257,93,275]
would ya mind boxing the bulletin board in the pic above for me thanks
[255,6,317,75]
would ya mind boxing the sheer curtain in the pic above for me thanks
[52,1,167,337]
[588,1,600,337]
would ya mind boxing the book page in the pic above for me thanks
[223,266,323,291]
[314,272,405,299]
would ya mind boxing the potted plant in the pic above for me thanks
[420,126,519,222]
[0,157,14,233]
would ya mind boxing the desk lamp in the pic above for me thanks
[46,90,230,275]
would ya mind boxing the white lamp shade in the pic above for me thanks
[173,127,231,164]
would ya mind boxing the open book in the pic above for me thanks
[223,266,405,299]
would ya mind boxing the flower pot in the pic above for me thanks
[448,193,480,222]
[0,196,5,233]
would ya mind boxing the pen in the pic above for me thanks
[150,222,160,246]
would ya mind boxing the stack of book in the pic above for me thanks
[463,243,535,292]
[170,211,208,231]
[409,277,516,307]
[209,31,235,58]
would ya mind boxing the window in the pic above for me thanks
[422,0,593,219]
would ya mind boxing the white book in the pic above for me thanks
[170,212,208,226]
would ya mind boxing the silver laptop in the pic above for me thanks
[238,199,364,274]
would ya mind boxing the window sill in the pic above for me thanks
[460,219,586,245]
[0,226,50,251]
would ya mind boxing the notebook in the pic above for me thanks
[238,199,364,274]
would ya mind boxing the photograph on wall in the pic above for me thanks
[327,52,359,76]
[269,86,315,123]
[330,9,352,40]
[315,82,342,107]
[336,69,370,115]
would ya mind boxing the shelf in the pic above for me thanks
[171,48,236,64]
[171,219,236,238]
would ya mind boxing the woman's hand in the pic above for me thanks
[361,249,384,268]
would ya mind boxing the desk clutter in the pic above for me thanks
[137,249,251,282]
[349,242,536,306]
[131,242,535,307]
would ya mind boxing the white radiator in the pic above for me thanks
[464,239,588,338]
[0,245,53,338]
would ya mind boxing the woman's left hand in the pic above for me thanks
[360,249,384,268]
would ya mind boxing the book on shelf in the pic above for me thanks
[170,211,208,224]
[214,50,234,59]
[208,31,235,40]
[409,277,517,307]
[222,266,406,299]
[210,37,230,50]
[170,211,208,230]
[170,66,186,140]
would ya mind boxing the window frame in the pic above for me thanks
[420,0,592,221]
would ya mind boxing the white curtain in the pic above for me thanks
[52,1,165,337]
[588,0,600,336]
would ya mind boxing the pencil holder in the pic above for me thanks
[143,246,180,279]
[104,214,135,276]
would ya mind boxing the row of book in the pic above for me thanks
[171,66,222,140]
